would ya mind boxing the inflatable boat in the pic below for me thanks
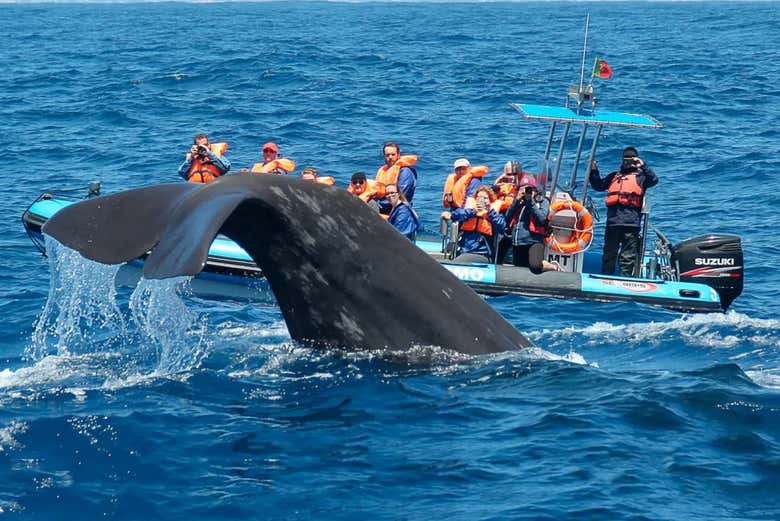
[22,179,742,312]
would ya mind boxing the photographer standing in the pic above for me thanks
[178,133,231,183]
[504,177,561,273]
[588,146,658,276]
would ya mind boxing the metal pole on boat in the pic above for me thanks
[543,122,556,161]
[549,123,571,199]
[634,196,651,277]
[580,125,603,202]
[570,124,589,195]
[577,13,590,114]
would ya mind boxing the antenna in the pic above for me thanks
[569,13,594,113]
[578,12,590,101]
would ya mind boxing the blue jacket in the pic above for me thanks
[388,202,422,240]
[589,164,658,228]
[451,206,506,260]
[505,196,550,246]
[178,151,231,181]
[378,166,418,213]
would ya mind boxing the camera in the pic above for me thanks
[524,186,534,196]
[623,157,639,167]
[196,144,210,157]
[476,196,489,210]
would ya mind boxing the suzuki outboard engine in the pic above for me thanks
[672,234,743,311]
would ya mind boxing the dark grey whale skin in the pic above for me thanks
[43,174,531,354]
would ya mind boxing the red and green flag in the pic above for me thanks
[593,58,613,79]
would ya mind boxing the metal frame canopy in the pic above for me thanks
[511,103,662,129]
[509,102,662,202]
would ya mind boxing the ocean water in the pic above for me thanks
[2,1,780,519]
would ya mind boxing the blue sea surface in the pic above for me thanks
[2,1,780,519]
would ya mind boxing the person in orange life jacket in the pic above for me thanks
[450,185,506,264]
[442,158,481,210]
[251,141,297,175]
[492,160,523,262]
[589,146,658,276]
[178,133,231,182]
[347,171,383,212]
[386,184,422,241]
[493,160,522,201]
[300,166,335,185]
[376,141,417,215]
[503,177,561,273]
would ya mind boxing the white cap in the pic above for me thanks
[453,158,471,169]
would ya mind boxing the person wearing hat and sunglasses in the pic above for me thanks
[588,146,658,276]
[347,171,385,212]
[250,141,296,175]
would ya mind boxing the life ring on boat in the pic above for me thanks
[544,200,594,254]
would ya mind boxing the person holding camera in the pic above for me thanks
[503,177,561,273]
[450,185,505,264]
[588,146,658,276]
[178,133,231,183]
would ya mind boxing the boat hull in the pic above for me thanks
[23,195,726,312]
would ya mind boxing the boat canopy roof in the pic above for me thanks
[510,103,662,129]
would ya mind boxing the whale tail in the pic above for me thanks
[43,175,531,354]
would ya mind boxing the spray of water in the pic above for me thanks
[28,238,126,360]
[129,277,208,375]
[26,238,209,381]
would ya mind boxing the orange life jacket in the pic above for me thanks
[251,157,297,175]
[376,155,418,185]
[495,182,518,212]
[187,142,228,183]
[442,173,457,208]
[606,172,643,208]
[448,166,489,209]
[459,196,503,236]
[348,179,386,203]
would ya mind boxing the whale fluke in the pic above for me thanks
[43,174,531,354]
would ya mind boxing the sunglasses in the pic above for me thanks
[386,192,399,196]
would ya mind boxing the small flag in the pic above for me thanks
[594,58,613,79]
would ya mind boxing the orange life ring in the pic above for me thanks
[544,200,594,254]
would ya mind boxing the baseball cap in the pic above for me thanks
[262,142,279,153]
[453,158,471,169]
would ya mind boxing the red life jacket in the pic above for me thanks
[606,172,643,208]
[187,142,228,183]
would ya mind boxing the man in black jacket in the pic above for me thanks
[589,146,658,276]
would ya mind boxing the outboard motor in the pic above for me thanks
[672,234,743,311]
